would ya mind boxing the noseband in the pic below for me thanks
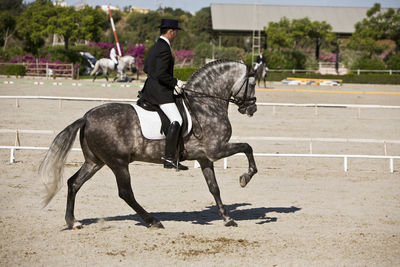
[230,73,257,109]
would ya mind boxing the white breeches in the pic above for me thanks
[111,56,118,65]
[160,103,182,126]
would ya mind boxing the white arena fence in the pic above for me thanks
[1,95,400,114]
[1,145,398,173]
[1,130,399,173]
[1,96,399,173]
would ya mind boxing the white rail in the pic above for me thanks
[1,145,398,173]
[222,153,399,173]
[3,129,400,155]
[1,96,400,110]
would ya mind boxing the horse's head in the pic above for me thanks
[232,72,257,117]
[184,60,257,116]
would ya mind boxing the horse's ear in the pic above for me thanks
[247,70,256,77]
[246,64,252,72]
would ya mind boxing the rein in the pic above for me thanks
[182,74,256,108]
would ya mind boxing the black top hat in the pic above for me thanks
[158,19,181,30]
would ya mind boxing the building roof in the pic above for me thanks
[211,4,373,35]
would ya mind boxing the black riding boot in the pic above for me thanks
[163,121,188,171]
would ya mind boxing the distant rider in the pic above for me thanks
[254,51,266,71]
[110,45,119,70]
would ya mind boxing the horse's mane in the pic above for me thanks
[186,59,246,88]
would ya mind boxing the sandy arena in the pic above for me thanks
[0,76,399,266]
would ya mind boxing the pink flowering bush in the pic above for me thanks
[9,54,79,77]
[319,53,337,62]
[174,50,195,65]
[126,44,146,71]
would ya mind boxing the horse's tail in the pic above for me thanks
[90,60,100,76]
[39,118,85,207]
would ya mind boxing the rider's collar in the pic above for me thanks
[159,36,171,48]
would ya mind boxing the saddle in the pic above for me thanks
[137,92,189,136]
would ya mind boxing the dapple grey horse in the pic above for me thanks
[254,62,268,88]
[90,55,135,82]
[40,59,258,229]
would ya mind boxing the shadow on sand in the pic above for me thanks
[79,203,301,227]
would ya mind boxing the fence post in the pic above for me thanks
[389,69,392,75]
[390,158,394,173]
[357,69,360,75]
[15,130,20,146]
[10,148,15,163]
[71,63,74,79]
[344,156,348,172]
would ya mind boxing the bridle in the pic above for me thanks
[182,73,257,110]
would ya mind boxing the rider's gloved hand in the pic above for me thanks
[174,80,184,94]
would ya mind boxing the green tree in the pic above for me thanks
[265,17,292,50]
[47,5,107,50]
[126,11,161,44]
[0,0,24,15]
[78,7,108,43]
[307,20,335,61]
[16,0,56,55]
[189,7,215,44]
[349,3,400,56]
[266,17,334,61]
[0,11,17,50]
[47,6,79,50]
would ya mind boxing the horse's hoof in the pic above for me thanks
[224,219,238,227]
[240,173,251,188]
[149,221,164,229]
[72,221,83,230]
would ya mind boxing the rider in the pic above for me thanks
[255,51,266,71]
[110,45,119,70]
[140,18,187,171]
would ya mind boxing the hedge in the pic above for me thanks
[174,66,400,84]
[267,72,400,84]
[174,67,197,81]
[0,64,26,77]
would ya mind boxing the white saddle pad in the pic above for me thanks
[131,102,192,140]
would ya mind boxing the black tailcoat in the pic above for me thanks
[141,38,177,104]
[256,55,266,64]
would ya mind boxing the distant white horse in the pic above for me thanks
[90,55,135,82]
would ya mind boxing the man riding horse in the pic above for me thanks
[139,19,187,170]
[109,45,119,70]
[255,51,266,71]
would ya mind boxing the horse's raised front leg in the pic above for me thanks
[213,142,257,188]
[198,158,237,227]
[111,164,164,229]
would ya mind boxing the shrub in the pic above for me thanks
[174,67,197,81]
[193,42,213,66]
[351,57,386,70]
[174,50,195,65]
[266,72,400,84]
[0,64,26,76]
[386,53,400,70]
[265,50,307,69]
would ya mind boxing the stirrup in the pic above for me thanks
[163,159,188,171]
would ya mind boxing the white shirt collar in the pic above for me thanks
[159,36,171,47]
